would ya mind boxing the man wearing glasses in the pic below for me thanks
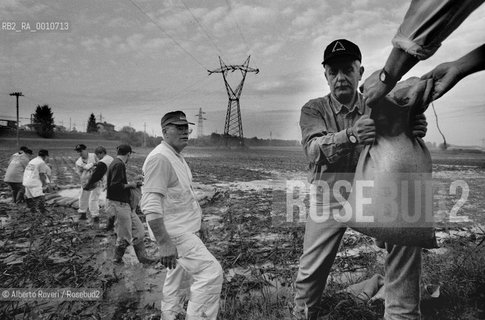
[141,111,223,320]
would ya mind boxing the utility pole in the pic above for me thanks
[208,56,259,147]
[9,92,23,149]
[143,122,147,147]
[69,118,72,131]
[195,108,207,138]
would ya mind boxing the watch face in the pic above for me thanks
[350,135,357,143]
[380,70,386,82]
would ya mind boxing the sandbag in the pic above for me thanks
[342,76,437,248]
[130,187,142,211]
[79,170,92,189]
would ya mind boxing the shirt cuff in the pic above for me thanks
[146,212,163,222]
[392,35,440,61]
[335,129,351,146]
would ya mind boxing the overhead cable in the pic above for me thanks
[179,0,224,56]
[127,0,208,70]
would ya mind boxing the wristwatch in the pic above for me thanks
[346,128,358,144]
[379,68,398,86]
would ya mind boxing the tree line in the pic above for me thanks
[28,105,161,147]
[28,105,299,148]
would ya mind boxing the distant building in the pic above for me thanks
[22,124,36,132]
[96,121,116,133]
[55,125,67,133]
[0,119,17,130]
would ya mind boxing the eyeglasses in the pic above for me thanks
[168,124,192,134]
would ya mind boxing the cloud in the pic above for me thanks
[261,42,284,56]
[210,4,278,35]
[281,5,294,16]
[291,8,319,28]
[81,37,99,52]
[252,71,315,97]
[0,0,48,16]
[155,8,193,32]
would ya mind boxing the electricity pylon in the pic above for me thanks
[208,56,259,146]
[196,107,207,138]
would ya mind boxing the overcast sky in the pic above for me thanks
[1,0,484,146]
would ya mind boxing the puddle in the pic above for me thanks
[0,214,11,227]
[53,184,215,207]
[215,179,286,191]
[337,244,378,258]
[57,188,107,201]
[435,224,484,243]
[251,232,280,242]
[94,241,167,319]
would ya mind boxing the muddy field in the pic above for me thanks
[0,145,484,319]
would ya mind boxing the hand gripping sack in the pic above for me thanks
[80,170,93,189]
[342,76,437,248]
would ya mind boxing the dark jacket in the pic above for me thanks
[106,158,130,203]
[83,162,107,191]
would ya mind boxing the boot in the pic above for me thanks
[79,211,87,220]
[113,240,129,264]
[133,241,158,265]
[105,215,115,232]
[25,198,35,213]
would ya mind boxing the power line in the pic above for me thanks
[127,0,208,70]
[179,0,223,56]
[159,75,212,106]
[224,0,250,54]
[431,101,447,149]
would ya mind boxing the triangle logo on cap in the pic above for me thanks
[332,41,346,52]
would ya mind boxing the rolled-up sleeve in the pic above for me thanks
[300,101,351,165]
[141,192,164,219]
[392,0,484,60]
[141,153,177,216]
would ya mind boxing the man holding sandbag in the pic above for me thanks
[294,39,428,320]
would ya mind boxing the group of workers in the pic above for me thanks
[4,146,51,214]
[3,110,221,320]
[2,0,485,319]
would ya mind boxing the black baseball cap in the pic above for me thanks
[74,144,87,152]
[322,39,362,65]
[39,149,49,157]
[161,111,195,128]
[117,144,133,155]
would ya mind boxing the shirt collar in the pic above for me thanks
[162,141,183,158]
[329,93,364,115]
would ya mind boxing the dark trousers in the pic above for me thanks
[7,182,25,203]
[25,196,47,214]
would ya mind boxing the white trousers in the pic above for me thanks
[78,186,102,217]
[161,233,223,320]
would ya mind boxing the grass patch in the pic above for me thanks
[421,240,485,320]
